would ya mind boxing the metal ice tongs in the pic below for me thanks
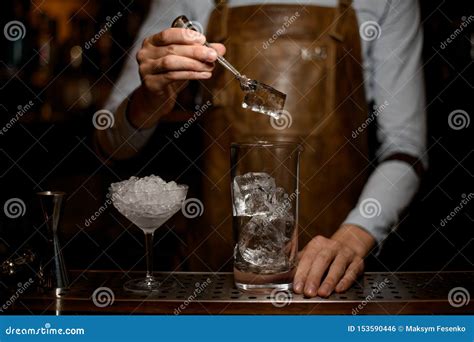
[171,15,286,118]
[172,15,252,89]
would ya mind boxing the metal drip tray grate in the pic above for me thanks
[69,271,473,303]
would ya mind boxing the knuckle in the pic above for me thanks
[341,247,354,258]
[329,239,340,249]
[324,277,336,287]
[344,272,356,282]
[166,44,176,55]
[136,49,146,63]
[350,263,363,277]
[310,235,324,246]
[153,30,167,45]
[184,71,197,79]
[298,252,313,267]
[318,250,331,261]
[315,235,326,243]
[159,30,169,43]
[155,59,168,72]
[195,46,208,59]
[163,72,176,81]
[160,56,174,70]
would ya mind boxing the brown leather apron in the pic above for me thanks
[189,0,369,271]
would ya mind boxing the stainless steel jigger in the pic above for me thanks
[36,191,69,297]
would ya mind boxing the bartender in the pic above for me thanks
[95,0,427,298]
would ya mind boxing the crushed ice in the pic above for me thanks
[110,175,188,217]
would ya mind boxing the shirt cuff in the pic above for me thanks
[342,160,420,254]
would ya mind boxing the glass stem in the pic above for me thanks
[144,231,154,281]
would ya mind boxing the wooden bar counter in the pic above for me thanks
[8,271,474,315]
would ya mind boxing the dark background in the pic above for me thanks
[0,0,472,283]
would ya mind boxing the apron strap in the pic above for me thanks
[329,0,353,42]
[213,0,229,42]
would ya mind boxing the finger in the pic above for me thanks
[142,55,215,75]
[167,45,218,62]
[335,258,364,293]
[163,71,212,81]
[143,72,211,92]
[138,45,219,64]
[317,254,350,297]
[303,249,337,297]
[208,43,226,56]
[150,28,206,46]
[293,247,319,294]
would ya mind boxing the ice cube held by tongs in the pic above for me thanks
[172,15,286,119]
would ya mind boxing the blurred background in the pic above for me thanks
[0,0,472,282]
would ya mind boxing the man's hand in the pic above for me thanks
[293,224,375,297]
[129,28,226,128]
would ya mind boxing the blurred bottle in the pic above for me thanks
[0,0,35,118]
[54,16,95,119]
[29,13,58,121]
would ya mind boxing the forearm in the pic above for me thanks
[128,83,180,129]
[94,92,157,160]
[342,160,421,251]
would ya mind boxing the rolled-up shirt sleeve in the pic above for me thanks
[102,1,196,155]
[343,1,427,248]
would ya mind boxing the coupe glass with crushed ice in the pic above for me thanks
[230,141,303,292]
[110,175,188,293]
